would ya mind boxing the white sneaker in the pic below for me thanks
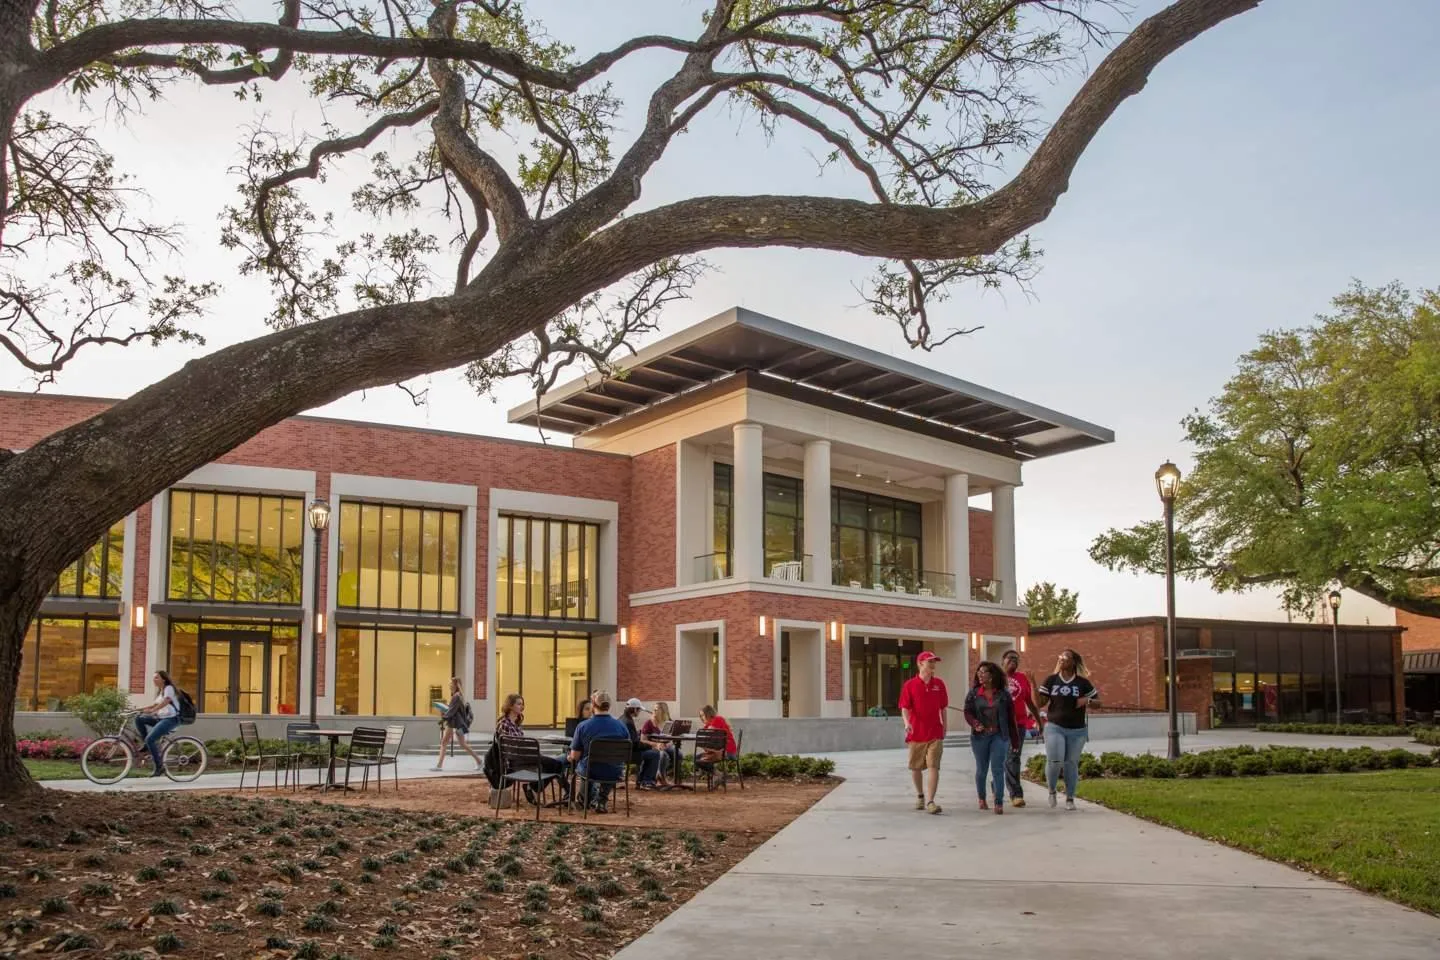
[1065,798,1076,811]
[430,764,444,772]
[1048,792,1057,808]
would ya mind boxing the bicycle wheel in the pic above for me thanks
[163,737,208,782]
[81,737,135,785]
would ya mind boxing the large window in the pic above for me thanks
[496,515,599,620]
[336,501,462,614]
[168,490,304,604]
[1207,627,1396,725]
[18,617,120,711]
[494,629,590,728]
[168,620,301,715]
[832,488,922,589]
[50,521,125,600]
[712,462,733,578]
[335,625,454,716]
[764,473,804,574]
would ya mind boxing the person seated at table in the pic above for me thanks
[642,701,682,785]
[496,693,570,805]
[696,705,738,785]
[576,698,595,722]
[567,690,628,813]
[622,698,663,789]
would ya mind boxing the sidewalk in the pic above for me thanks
[613,746,1440,960]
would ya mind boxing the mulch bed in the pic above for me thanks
[0,775,836,959]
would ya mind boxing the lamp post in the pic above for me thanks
[1155,461,1182,760]
[307,498,331,725]
[1328,589,1342,725]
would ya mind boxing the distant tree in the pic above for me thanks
[1090,281,1440,620]
[1023,581,1080,626]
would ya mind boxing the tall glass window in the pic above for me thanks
[168,490,304,604]
[167,620,301,715]
[496,515,600,620]
[494,629,591,728]
[763,474,804,575]
[712,463,733,577]
[335,625,455,716]
[831,488,922,589]
[17,617,120,711]
[336,501,462,613]
[50,521,126,600]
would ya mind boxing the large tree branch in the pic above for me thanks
[107,0,302,86]
[576,0,1260,270]
[1347,571,1440,620]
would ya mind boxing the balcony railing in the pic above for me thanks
[970,578,1003,604]
[693,551,731,582]
[766,555,812,582]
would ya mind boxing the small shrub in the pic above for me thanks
[597,877,625,898]
[60,934,100,953]
[372,936,396,949]
[303,913,336,933]
[200,889,227,902]
[295,941,323,960]
[159,855,185,870]
[1384,747,1416,768]
[362,856,384,871]
[1210,755,1235,777]
[1235,754,1270,776]
[519,912,540,927]
[330,880,350,895]
[551,863,575,886]
[40,897,71,915]
[316,899,343,916]
[80,853,108,868]
[26,866,54,881]
[64,685,131,736]
[81,882,113,898]
[150,898,180,916]
[257,900,284,918]
[265,938,293,950]
[484,871,506,893]
[301,858,325,872]
[210,867,235,883]
[153,933,184,955]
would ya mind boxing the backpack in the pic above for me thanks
[176,688,198,725]
[461,702,474,729]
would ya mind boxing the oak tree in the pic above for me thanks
[1023,580,1080,626]
[0,0,1263,792]
[1091,282,1440,621]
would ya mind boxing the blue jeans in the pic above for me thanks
[636,749,661,786]
[1045,724,1088,798]
[971,732,1008,805]
[136,715,179,769]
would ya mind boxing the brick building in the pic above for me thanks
[1396,610,1440,718]
[7,307,1113,734]
[1027,617,1405,729]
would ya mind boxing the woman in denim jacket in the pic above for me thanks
[963,661,1021,814]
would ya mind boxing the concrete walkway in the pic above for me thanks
[614,745,1440,960]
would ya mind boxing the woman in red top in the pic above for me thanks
[697,705,737,786]
[963,661,1021,814]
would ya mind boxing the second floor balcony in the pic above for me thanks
[693,548,1005,605]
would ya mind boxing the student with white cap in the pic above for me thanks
[622,697,663,789]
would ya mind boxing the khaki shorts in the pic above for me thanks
[907,739,943,771]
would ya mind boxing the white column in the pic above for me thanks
[732,422,764,580]
[803,439,832,585]
[992,483,1017,606]
[944,473,970,601]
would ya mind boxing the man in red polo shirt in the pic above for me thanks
[898,651,948,814]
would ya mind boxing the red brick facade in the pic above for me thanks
[1397,609,1440,652]
[5,392,1021,718]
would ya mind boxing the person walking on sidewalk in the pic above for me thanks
[964,661,1021,814]
[898,651,948,814]
[1037,649,1099,810]
[1001,650,1044,807]
[433,677,482,771]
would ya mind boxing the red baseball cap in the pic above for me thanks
[917,651,941,664]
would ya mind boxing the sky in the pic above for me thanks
[8,0,1439,626]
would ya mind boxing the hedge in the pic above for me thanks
[1255,722,1411,737]
[1414,727,1440,747]
[17,737,94,760]
[1023,744,1440,781]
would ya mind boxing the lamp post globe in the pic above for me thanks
[1156,461,1182,760]
[307,498,330,724]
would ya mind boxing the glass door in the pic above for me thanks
[495,630,592,729]
[200,628,274,714]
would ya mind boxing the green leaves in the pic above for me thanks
[1022,581,1080,626]
[1091,281,1440,618]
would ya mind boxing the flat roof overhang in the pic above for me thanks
[507,308,1113,461]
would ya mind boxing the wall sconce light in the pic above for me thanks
[314,611,326,636]
[1019,634,1027,653]
[829,621,841,642]
[619,627,629,647]
[476,618,487,642]
[131,605,146,630]
[758,616,768,637]
[970,631,979,650]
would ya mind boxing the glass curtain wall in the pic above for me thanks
[334,625,455,716]
[50,521,126,600]
[1208,627,1396,725]
[17,618,120,711]
[494,629,591,728]
[495,515,600,620]
[832,489,923,589]
[336,501,462,613]
[168,490,304,603]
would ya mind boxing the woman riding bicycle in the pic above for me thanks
[136,671,181,777]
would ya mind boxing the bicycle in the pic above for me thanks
[80,710,209,785]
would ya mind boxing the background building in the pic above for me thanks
[6,308,1113,745]
[1028,617,1405,729]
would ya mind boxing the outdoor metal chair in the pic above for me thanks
[575,737,632,819]
[379,724,406,791]
[283,721,323,790]
[238,721,291,792]
[495,736,563,821]
[691,727,729,792]
[342,726,391,793]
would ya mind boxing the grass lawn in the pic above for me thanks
[1080,769,1440,915]
[23,757,238,781]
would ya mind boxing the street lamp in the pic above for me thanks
[1155,461,1182,760]
[1328,589,1342,725]
[307,498,331,725]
